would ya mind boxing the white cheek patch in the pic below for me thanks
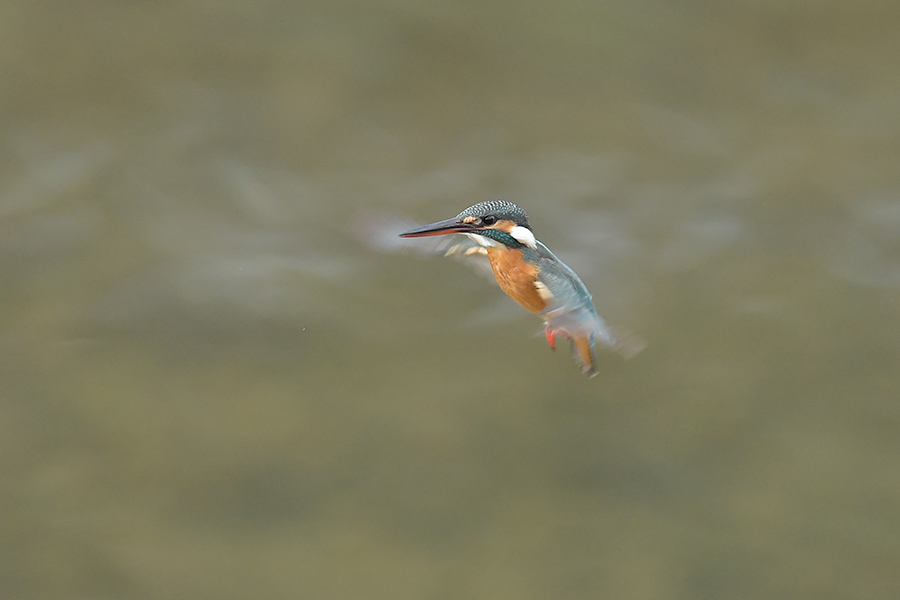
[510,225,537,249]
[464,232,497,247]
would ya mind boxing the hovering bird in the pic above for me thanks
[399,200,640,377]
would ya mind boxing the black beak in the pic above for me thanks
[398,217,477,238]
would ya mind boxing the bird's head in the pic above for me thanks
[399,200,536,249]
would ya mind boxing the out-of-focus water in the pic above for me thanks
[3,1,899,598]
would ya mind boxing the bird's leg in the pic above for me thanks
[544,323,569,350]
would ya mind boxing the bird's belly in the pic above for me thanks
[486,247,547,314]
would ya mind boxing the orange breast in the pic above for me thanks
[486,247,547,314]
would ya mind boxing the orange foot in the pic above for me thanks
[544,324,570,350]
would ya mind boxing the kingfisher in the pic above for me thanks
[399,200,640,377]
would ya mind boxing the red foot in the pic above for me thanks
[544,324,569,350]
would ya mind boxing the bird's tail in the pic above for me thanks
[542,306,645,377]
[572,334,598,378]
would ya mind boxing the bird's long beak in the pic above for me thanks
[398,217,477,238]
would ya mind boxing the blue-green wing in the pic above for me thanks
[529,242,618,349]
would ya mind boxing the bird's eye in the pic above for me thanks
[482,215,497,226]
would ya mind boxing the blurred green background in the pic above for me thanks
[2,1,899,598]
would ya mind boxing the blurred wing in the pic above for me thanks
[532,242,644,358]
[351,211,495,279]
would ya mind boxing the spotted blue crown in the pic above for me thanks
[456,200,531,230]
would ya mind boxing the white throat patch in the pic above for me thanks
[464,232,497,247]
[510,225,537,249]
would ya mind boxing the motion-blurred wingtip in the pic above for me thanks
[610,327,647,359]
